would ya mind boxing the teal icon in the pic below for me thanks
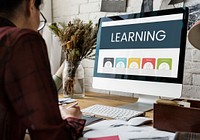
[115,58,127,68]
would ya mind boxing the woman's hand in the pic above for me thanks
[59,104,82,119]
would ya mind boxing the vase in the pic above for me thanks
[62,60,85,98]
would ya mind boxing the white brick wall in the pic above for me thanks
[52,0,200,99]
[80,3,100,13]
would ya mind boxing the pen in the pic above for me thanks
[66,102,78,109]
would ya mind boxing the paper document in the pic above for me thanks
[58,98,76,104]
[80,120,175,140]
[88,135,119,140]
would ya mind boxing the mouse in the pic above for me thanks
[128,117,152,126]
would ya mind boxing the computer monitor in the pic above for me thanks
[93,7,189,111]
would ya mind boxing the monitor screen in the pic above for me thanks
[93,8,189,98]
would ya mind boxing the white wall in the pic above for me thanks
[41,0,62,74]
[51,0,200,99]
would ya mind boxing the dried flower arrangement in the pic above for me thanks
[48,19,98,62]
[48,19,98,97]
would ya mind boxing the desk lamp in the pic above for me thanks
[188,20,200,50]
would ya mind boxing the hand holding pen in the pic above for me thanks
[59,102,82,119]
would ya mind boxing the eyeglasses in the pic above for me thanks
[38,12,47,31]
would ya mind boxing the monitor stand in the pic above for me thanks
[118,94,160,112]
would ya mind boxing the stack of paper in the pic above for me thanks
[80,120,175,140]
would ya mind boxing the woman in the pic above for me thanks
[0,0,85,140]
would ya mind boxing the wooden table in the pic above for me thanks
[65,92,153,118]
[76,92,137,108]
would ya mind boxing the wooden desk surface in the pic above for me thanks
[68,92,153,118]
[77,92,137,109]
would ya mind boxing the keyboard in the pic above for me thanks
[81,104,144,121]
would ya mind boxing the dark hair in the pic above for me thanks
[0,0,42,13]
[35,0,42,10]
